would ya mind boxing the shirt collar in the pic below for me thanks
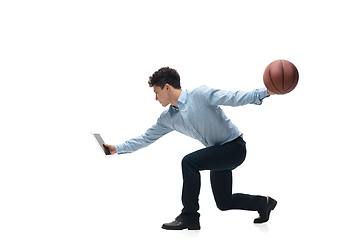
[177,89,187,105]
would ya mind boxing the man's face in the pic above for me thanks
[153,85,170,107]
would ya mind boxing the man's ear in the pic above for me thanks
[165,83,170,91]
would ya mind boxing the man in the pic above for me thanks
[104,67,277,230]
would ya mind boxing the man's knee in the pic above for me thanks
[181,153,194,167]
[216,202,230,211]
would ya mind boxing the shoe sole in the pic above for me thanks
[162,226,201,230]
[188,226,201,230]
[162,224,201,230]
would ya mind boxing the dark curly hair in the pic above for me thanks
[148,67,181,89]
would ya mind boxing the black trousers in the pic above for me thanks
[181,136,267,217]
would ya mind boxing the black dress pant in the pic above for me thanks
[181,136,267,217]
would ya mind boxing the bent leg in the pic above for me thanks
[180,137,247,216]
[210,170,267,211]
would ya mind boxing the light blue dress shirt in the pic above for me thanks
[115,85,269,154]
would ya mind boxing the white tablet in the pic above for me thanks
[91,133,113,158]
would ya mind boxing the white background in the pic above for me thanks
[1,0,355,239]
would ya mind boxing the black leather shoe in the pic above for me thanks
[162,213,201,230]
[254,197,277,224]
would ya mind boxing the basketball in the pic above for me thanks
[263,60,299,94]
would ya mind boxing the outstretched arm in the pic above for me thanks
[198,85,271,107]
[109,115,173,155]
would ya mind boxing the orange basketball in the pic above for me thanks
[263,60,299,94]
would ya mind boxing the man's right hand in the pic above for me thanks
[103,144,117,155]
[267,89,276,96]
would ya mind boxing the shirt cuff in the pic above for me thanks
[260,88,270,99]
[115,145,121,154]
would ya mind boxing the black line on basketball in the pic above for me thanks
[281,60,285,93]
[269,63,282,94]
[285,65,297,92]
